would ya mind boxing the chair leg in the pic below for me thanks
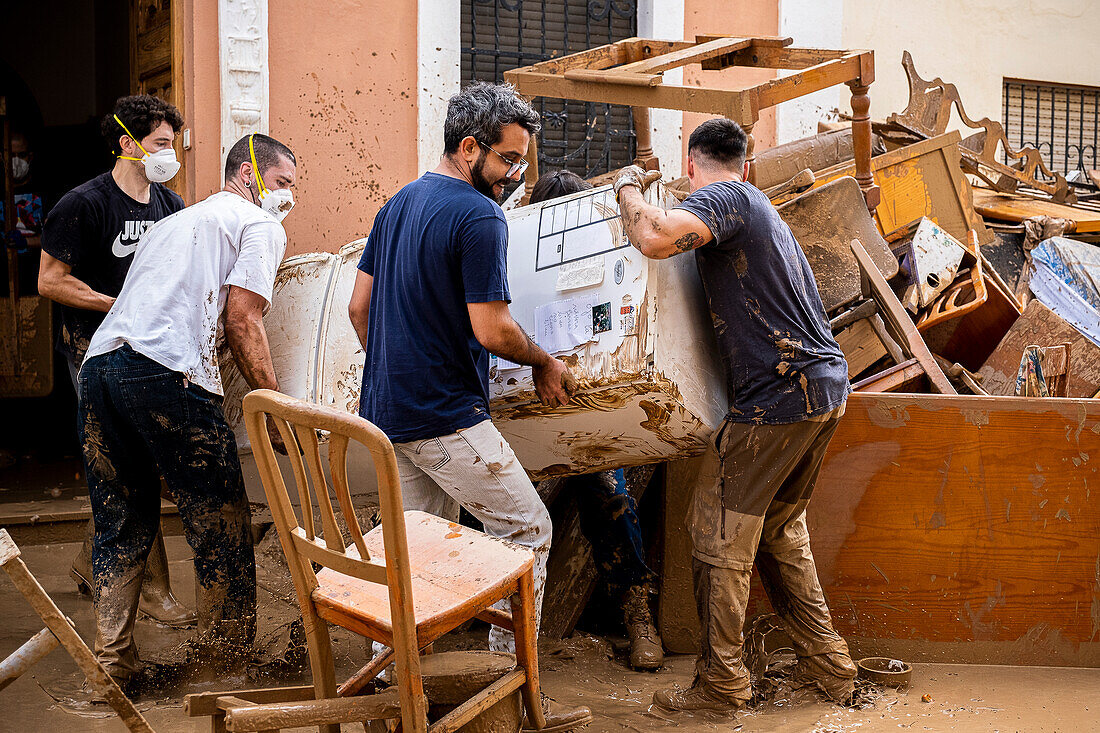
[511,571,545,729]
[301,607,341,733]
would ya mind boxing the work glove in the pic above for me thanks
[613,165,662,200]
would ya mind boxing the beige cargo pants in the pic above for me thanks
[687,403,856,701]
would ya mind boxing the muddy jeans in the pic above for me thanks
[392,418,551,653]
[688,404,855,699]
[78,344,256,682]
[570,469,654,597]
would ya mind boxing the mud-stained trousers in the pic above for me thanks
[688,403,856,701]
[392,418,552,653]
[78,344,256,682]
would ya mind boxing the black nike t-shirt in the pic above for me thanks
[41,172,184,363]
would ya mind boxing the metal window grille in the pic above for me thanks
[461,0,638,179]
[1003,78,1099,175]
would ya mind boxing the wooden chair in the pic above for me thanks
[187,389,545,733]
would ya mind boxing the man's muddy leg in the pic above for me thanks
[79,352,163,685]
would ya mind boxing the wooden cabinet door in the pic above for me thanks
[130,0,186,200]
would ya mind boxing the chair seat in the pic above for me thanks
[313,510,534,644]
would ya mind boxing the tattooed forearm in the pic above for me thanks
[673,232,704,252]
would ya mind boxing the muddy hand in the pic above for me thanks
[532,356,572,407]
[266,415,289,455]
[614,165,662,199]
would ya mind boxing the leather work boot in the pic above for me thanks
[790,655,857,704]
[622,584,664,670]
[72,520,197,627]
[652,683,747,713]
[521,693,593,732]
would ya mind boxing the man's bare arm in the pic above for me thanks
[617,186,713,260]
[38,250,115,311]
[348,271,373,349]
[468,300,573,406]
[224,286,287,453]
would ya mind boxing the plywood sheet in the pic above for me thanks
[660,392,1100,665]
[972,188,1100,233]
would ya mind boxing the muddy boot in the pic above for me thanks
[139,529,197,627]
[70,518,96,594]
[622,584,664,670]
[652,682,747,713]
[521,693,593,733]
[755,543,857,704]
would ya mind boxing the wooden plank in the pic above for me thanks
[835,318,889,378]
[429,669,525,733]
[852,358,925,392]
[754,57,861,110]
[562,69,661,87]
[697,42,846,71]
[977,300,1100,399]
[613,37,755,75]
[660,392,1100,665]
[850,238,956,395]
[186,685,319,717]
[222,688,402,731]
[972,187,1100,233]
[506,69,755,121]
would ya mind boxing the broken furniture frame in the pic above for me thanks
[849,239,956,395]
[0,529,155,732]
[884,51,1075,204]
[504,36,880,208]
[186,390,544,733]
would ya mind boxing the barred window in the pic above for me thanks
[1003,78,1099,175]
[461,0,638,179]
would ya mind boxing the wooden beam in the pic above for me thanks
[428,669,526,733]
[753,56,862,112]
[850,239,957,395]
[221,688,402,731]
[852,358,925,392]
[562,69,662,87]
[185,685,319,717]
[613,37,756,75]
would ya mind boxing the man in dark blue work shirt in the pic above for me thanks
[614,118,857,713]
[347,81,591,733]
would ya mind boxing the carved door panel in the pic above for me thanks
[130,0,186,199]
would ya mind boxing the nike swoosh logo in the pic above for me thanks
[112,234,139,257]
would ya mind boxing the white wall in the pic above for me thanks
[776,0,1100,142]
[638,0,686,177]
[841,0,1100,127]
[777,0,842,144]
[418,0,462,174]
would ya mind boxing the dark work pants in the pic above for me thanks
[78,344,256,681]
[571,468,654,597]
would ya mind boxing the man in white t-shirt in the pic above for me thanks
[78,133,296,691]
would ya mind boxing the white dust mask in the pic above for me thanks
[12,157,30,182]
[142,148,180,183]
[260,186,294,222]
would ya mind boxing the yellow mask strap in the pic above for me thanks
[113,114,149,160]
[248,133,270,198]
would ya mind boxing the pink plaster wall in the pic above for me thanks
[268,1,419,255]
[183,0,419,256]
[682,0,779,168]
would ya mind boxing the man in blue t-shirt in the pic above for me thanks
[348,81,590,733]
[614,119,857,713]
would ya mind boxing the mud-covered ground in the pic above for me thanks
[2,532,1098,732]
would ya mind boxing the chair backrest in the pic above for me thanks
[242,389,419,651]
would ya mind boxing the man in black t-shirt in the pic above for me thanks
[614,119,857,713]
[39,94,194,629]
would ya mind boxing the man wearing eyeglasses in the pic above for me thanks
[348,81,591,732]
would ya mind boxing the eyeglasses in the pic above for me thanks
[478,140,529,178]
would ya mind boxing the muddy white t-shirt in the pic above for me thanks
[84,191,286,396]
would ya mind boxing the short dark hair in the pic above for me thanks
[687,118,747,168]
[443,81,541,155]
[100,94,183,154]
[224,133,296,183]
[529,169,592,204]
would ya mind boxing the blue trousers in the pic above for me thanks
[78,344,255,680]
[570,468,654,596]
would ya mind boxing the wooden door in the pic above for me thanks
[129,0,186,200]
